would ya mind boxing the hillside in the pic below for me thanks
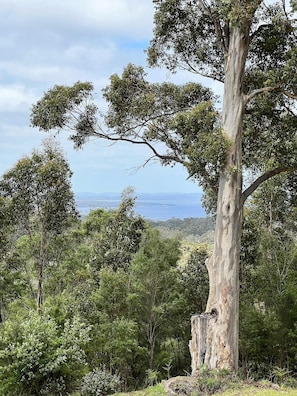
[150,217,215,243]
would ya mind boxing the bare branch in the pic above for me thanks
[244,85,279,105]
[244,86,297,106]
[281,0,290,21]
[83,126,184,166]
[241,167,292,206]
[282,89,297,100]
[175,55,224,83]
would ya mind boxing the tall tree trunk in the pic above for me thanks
[36,228,45,312]
[190,27,249,372]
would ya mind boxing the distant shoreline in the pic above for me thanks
[75,192,206,221]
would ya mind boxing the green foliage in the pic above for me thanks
[0,196,15,259]
[240,231,297,379]
[30,82,96,148]
[2,171,296,390]
[103,64,213,134]
[129,228,182,369]
[148,0,297,87]
[30,62,232,196]
[80,368,121,396]
[170,103,230,187]
[145,369,160,387]
[0,311,91,395]
[194,367,237,395]
[29,1,297,219]
[150,217,215,241]
[240,176,297,379]
[88,268,146,381]
[178,245,209,316]
[0,139,78,310]
[0,259,27,322]
[147,0,225,78]
[103,65,229,192]
[82,188,145,273]
[0,138,78,234]
[243,92,297,171]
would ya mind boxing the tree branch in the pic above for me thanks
[241,167,292,206]
[176,61,224,83]
[250,22,271,41]
[200,0,229,55]
[281,89,297,100]
[84,128,184,166]
[244,85,279,105]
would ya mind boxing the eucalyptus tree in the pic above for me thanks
[0,196,24,323]
[30,1,297,371]
[129,228,181,371]
[240,177,297,376]
[81,188,145,274]
[0,196,13,260]
[0,140,78,310]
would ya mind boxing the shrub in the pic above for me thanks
[0,311,91,396]
[81,368,121,396]
[195,367,237,395]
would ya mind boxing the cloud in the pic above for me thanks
[0,0,203,195]
[0,1,152,88]
[0,0,154,39]
[0,85,37,112]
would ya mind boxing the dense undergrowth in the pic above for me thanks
[1,152,296,395]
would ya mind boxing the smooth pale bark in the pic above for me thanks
[190,27,249,372]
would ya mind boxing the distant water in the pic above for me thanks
[76,192,206,220]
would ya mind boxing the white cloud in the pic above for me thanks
[64,41,116,65]
[0,0,154,39]
[0,0,204,195]
[0,85,37,112]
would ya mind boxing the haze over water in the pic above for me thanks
[76,192,206,221]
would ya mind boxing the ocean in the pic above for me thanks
[76,192,206,221]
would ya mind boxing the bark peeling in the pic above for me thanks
[190,26,248,373]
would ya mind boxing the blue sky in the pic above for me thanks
[0,0,210,194]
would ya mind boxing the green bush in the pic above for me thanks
[80,368,121,396]
[195,367,237,395]
[0,311,91,395]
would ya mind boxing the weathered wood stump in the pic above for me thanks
[189,311,218,375]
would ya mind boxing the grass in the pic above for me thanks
[114,384,297,396]
[72,369,297,396]
[111,376,297,396]
[221,387,297,395]
[114,383,167,396]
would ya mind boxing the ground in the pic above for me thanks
[116,376,297,396]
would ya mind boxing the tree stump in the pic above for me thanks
[189,311,217,375]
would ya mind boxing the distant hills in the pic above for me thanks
[75,192,206,221]
[150,217,215,243]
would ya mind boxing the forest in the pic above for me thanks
[1,0,297,394]
[29,0,297,375]
[149,217,215,242]
[0,142,296,395]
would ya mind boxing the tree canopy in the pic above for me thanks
[0,139,78,310]
[30,2,297,208]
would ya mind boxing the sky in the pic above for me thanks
[0,0,212,194]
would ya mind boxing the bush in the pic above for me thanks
[81,368,121,396]
[0,311,91,396]
[195,367,237,395]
